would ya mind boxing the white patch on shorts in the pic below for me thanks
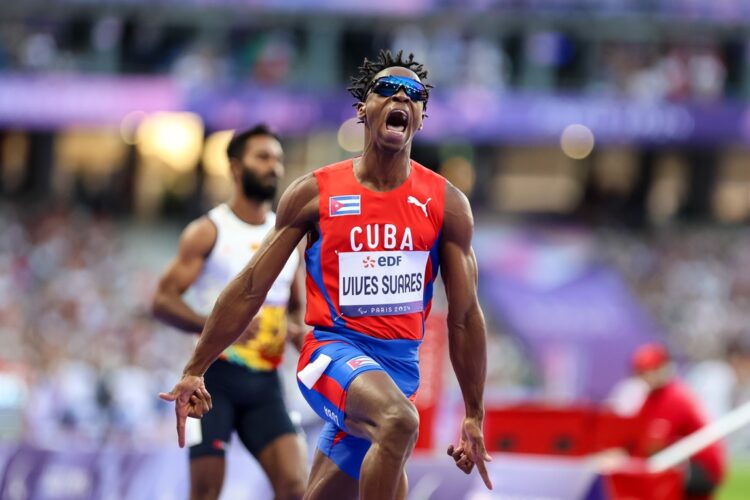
[297,354,332,389]
[185,416,203,447]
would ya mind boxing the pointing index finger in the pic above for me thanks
[177,409,187,448]
[476,457,493,490]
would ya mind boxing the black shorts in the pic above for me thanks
[189,359,297,460]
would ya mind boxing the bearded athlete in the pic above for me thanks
[161,51,493,500]
[154,125,307,500]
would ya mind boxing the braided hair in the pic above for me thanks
[347,49,431,108]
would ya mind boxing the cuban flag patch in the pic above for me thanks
[329,195,361,217]
[346,356,380,370]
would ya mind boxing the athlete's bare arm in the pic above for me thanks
[185,174,318,376]
[440,182,493,490]
[160,173,319,447]
[152,217,217,333]
[286,251,307,351]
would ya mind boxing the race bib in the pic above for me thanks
[338,251,428,317]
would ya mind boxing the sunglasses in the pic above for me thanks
[366,75,428,103]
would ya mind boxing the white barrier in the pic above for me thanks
[648,399,750,473]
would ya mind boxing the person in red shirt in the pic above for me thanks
[631,343,727,499]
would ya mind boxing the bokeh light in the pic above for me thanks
[337,118,364,153]
[560,124,595,160]
[56,129,127,175]
[203,129,234,178]
[1,132,28,192]
[439,156,476,196]
[136,112,204,172]
[713,183,749,223]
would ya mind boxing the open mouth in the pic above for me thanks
[385,109,408,133]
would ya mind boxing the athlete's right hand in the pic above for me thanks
[159,374,212,448]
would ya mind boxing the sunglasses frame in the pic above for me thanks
[366,75,429,103]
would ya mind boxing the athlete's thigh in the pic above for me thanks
[236,392,306,492]
[296,339,386,433]
[296,338,413,479]
[344,370,415,442]
[234,371,297,457]
[255,433,307,496]
[189,456,225,500]
[304,449,359,500]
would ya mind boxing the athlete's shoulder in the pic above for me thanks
[442,182,474,247]
[276,171,320,227]
[444,181,470,209]
[179,214,217,258]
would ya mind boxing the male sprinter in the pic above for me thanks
[154,125,307,500]
[161,51,493,499]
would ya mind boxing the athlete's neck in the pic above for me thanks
[228,194,271,225]
[355,147,412,192]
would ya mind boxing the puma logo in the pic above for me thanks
[407,196,432,217]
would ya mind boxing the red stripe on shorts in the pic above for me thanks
[313,374,346,411]
[332,430,347,446]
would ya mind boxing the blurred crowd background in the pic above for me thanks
[3,0,750,485]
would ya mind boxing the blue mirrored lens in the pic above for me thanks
[368,76,427,102]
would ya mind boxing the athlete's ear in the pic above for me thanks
[356,102,366,124]
[228,157,242,182]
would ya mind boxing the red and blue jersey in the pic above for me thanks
[298,158,446,478]
[304,158,445,341]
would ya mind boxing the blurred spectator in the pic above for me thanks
[630,343,726,499]
[605,375,649,418]
[0,203,193,448]
[591,43,727,102]
[251,32,296,84]
[727,339,750,400]
[685,355,736,420]
[597,227,750,363]
[0,11,736,104]
[391,25,510,91]
[171,43,229,89]
[595,226,750,462]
